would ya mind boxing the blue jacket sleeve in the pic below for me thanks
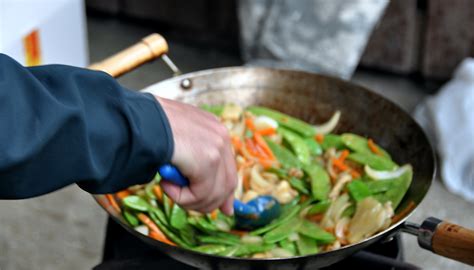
[0,54,174,199]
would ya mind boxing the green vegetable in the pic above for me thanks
[200,104,224,116]
[375,167,413,209]
[342,204,355,217]
[218,246,240,257]
[149,206,169,226]
[365,179,396,193]
[234,243,276,257]
[122,196,149,212]
[304,165,330,201]
[307,200,330,215]
[347,180,372,202]
[265,139,301,168]
[321,134,345,150]
[280,128,311,164]
[289,177,310,194]
[250,205,301,236]
[304,137,323,156]
[279,239,297,255]
[170,204,187,230]
[247,106,315,137]
[145,183,156,200]
[297,220,335,244]
[189,216,219,233]
[341,133,391,159]
[347,152,397,171]
[179,225,198,247]
[154,172,161,183]
[151,214,192,248]
[193,245,228,255]
[198,235,240,246]
[123,210,139,227]
[296,235,318,255]
[263,217,302,244]
[163,193,173,220]
[267,167,288,178]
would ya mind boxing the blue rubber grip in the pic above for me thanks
[158,164,190,187]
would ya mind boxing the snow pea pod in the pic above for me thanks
[198,235,240,246]
[163,193,173,220]
[218,246,240,257]
[122,195,149,212]
[247,106,315,137]
[200,104,224,116]
[365,179,396,193]
[279,128,311,164]
[263,217,302,244]
[193,245,229,255]
[148,205,169,227]
[341,133,391,159]
[307,200,330,215]
[265,139,301,168]
[145,183,156,200]
[347,152,397,171]
[298,220,335,244]
[321,134,345,150]
[347,180,372,202]
[170,204,188,230]
[189,216,219,233]
[304,164,330,201]
[123,210,139,227]
[151,214,192,248]
[375,167,413,209]
[279,239,297,255]
[250,205,301,236]
[179,225,198,247]
[296,234,318,255]
[289,177,310,195]
[304,137,323,156]
[234,243,276,257]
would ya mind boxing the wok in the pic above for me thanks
[90,34,474,269]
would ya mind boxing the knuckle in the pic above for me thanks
[208,149,221,166]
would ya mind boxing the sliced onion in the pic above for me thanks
[215,219,231,232]
[241,235,263,245]
[335,217,350,240]
[270,248,294,258]
[134,225,149,235]
[234,168,244,200]
[254,115,278,130]
[314,111,341,135]
[365,164,412,180]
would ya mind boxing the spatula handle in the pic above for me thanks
[88,33,168,78]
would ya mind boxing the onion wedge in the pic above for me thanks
[314,111,341,135]
[365,164,412,180]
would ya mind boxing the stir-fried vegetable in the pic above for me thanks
[112,104,414,258]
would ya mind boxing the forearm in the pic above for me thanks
[0,54,173,199]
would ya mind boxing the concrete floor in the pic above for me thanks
[0,16,473,270]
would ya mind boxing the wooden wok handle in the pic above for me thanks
[88,33,168,78]
[415,217,474,266]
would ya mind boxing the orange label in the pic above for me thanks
[23,29,42,66]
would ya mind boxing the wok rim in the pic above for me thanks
[94,65,437,264]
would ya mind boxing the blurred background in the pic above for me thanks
[0,0,473,269]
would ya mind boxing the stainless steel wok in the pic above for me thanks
[90,34,474,269]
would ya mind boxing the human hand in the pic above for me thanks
[156,96,237,215]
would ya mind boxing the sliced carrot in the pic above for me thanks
[230,229,248,237]
[149,230,176,246]
[259,158,274,169]
[245,138,260,158]
[116,190,130,200]
[332,158,349,171]
[254,133,275,160]
[368,138,382,156]
[338,150,350,162]
[245,117,256,131]
[324,227,335,234]
[391,201,417,224]
[153,185,163,203]
[106,194,121,214]
[307,213,324,222]
[256,127,276,136]
[210,210,218,220]
[138,213,175,246]
[349,169,361,179]
[231,136,243,153]
[254,142,271,159]
[315,134,325,143]
[243,171,250,191]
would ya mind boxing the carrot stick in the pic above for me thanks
[153,185,163,203]
[254,143,271,159]
[315,134,324,143]
[332,158,349,171]
[253,133,275,160]
[106,194,121,214]
[138,213,175,246]
[338,150,349,162]
[245,138,260,157]
[391,201,417,224]
[231,136,243,152]
[368,138,382,156]
[259,158,274,169]
[116,190,130,200]
[149,230,176,246]
[256,127,276,136]
[349,170,361,179]
[307,213,324,222]
[210,210,218,220]
[243,171,250,191]
[245,118,256,131]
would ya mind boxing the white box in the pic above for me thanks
[0,0,88,67]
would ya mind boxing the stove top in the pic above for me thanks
[94,218,420,270]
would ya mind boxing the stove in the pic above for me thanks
[94,218,420,270]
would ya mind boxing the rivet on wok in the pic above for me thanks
[180,79,192,90]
